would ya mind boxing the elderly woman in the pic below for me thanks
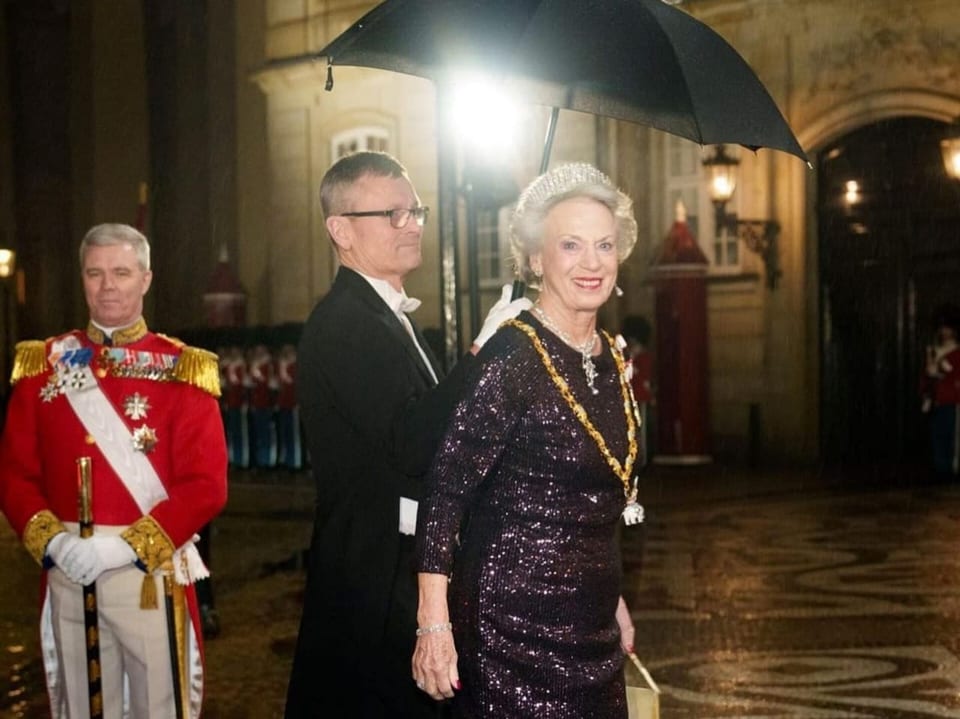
[413,163,642,718]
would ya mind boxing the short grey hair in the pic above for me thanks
[509,163,637,286]
[319,151,410,218]
[79,223,151,271]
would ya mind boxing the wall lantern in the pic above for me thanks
[702,144,781,289]
[941,121,960,181]
[0,248,15,279]
[0,247,15,393]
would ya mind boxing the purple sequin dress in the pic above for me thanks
[417,313,630,719]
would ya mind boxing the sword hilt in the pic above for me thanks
[77,456,93,538]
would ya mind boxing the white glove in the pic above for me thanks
[54,535,136,585]
[473,284,533,349]
[46,532,85,582]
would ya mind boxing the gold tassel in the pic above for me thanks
[140,574,158,609]
[171,346,222,398]
[10,340,47,385]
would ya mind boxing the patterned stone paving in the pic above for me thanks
[623,480,960,718]
[3,470,960,717]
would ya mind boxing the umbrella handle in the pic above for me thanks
[540,107,560,174]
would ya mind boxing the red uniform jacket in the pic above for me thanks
[221,353,248,410]
[276,354,297,410]
[247,352,276,411]
[0,322,227,562]
[921,345,960,409]
[629,349,654,404]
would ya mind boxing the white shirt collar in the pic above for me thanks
[91,319,138,337]
[357,271,421,314]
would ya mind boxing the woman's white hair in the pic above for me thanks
[509,163,637,286]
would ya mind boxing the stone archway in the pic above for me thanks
[815,113,960,474]
[798,89,960,153]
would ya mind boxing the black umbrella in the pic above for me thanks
[318,0,808,168]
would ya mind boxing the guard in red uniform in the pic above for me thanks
[247,343,278,469]
[621,314,654,467]
[275,343,302,470]
[0,223,227,719]
[921,305,960,477]
[221,344,250,468]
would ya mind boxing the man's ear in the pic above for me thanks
[141,270,153,297]
[326,215,352,251]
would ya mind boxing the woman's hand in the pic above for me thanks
[615,595,635,654]
[412,572,461,700]
[412,628,460,700]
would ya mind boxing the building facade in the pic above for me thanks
[2,0,959,467]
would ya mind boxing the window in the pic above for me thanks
[663,135,742,271]
[331,127,390,160]
[714,226,739,268]
[664,135,701,242]
[476,205,515,289]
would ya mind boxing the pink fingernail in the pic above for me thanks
[454,679,462,690]
[627,645,634,654]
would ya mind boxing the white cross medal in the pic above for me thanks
[124,393,151,420]
[622,478,644,526]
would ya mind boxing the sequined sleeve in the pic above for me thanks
[416,327,537,574]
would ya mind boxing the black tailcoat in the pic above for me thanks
[285,267,471,718]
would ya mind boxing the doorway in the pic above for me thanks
[819,117,960,473]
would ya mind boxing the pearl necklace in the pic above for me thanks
[532,304,600,394]
[506,318,644,526]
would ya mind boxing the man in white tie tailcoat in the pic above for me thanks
[285,151,529,719]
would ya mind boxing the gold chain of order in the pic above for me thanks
[506,319,638,498]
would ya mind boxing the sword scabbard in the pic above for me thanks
[163,567,188,719]
[76,456,103,719]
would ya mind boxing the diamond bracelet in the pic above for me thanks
[415,622,452,637]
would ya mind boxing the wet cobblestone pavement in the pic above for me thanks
[3,465,960,718]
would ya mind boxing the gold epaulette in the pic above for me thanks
[22,510,67,566]
[10,340,49,385]
[170,345,222,398]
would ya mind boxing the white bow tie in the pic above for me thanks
[393,296,421,314]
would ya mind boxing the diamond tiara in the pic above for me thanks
[516,162,616,213]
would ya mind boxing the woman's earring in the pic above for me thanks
[615,285,624,297]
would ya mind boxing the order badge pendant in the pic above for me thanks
[622,501,644,526]
[622,482,643,526]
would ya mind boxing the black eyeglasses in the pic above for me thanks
[339,206,430,229]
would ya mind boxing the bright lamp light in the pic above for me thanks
[448,74,521,158]
[0,249,15,279]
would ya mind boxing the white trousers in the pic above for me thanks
[47,563,177,719]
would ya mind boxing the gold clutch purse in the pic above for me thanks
[625,651,661,719]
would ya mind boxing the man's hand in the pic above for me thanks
[472,283,533,351]
[49,534,136,585]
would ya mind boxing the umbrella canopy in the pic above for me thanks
[318,0,808,164]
